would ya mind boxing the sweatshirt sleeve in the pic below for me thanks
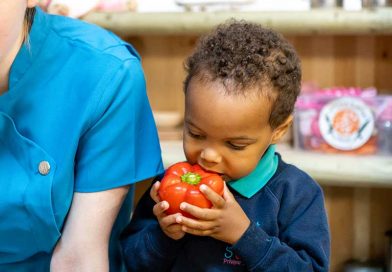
[232,182,330,272]
[120,182,186,271]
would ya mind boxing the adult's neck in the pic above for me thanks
[0,32,24,95]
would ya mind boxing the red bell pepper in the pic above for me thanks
[158,162,224,217]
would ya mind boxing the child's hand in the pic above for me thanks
[150,181,185,240]
[176,183,250,245]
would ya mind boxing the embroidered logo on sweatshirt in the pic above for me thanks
[222,246,243,266]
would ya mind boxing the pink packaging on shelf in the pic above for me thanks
[294,87,392,155]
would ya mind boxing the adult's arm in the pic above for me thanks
[49,53,163,271]
[50,186,129,271]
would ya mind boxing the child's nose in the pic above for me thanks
[200,148,222,164]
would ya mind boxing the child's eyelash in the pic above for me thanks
[226,142,247,150]
[188,130,203,139]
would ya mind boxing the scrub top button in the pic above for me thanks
[38,161,50,175]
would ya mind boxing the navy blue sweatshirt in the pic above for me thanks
[121,154,330,271]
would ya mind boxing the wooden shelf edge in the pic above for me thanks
[160,141,392,187]
[83,8,392,36]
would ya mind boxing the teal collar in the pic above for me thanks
[228,144,278,198]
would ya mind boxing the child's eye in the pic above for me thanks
[226,142,247,150]
[188,130,204,139]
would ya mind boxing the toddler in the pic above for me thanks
[121,19,330,272]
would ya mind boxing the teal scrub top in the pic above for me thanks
[0,8,164,271]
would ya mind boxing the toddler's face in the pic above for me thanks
[183,79,279,181]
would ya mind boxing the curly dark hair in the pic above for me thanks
[184,19,301,129]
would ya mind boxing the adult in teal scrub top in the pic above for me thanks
[0,1,164,271]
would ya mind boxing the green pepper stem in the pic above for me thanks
[181,172,201,185]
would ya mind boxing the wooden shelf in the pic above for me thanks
[83,8,392,35]
[160,141,392,187]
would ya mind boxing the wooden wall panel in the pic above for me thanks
[323,186,392,271]
[355,36,375,88]
[289,35,380,90]
[333,36,359,86]
[127,35,197,115]
[369,188,392,260]
[289,36,336,87]
[323,186,355,272]
[375,36,392,93]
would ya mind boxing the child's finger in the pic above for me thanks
[179,202,217,221]
[160,213,182,228]
[166,223,184,235]
[222,183,235,201]
[150,181,161,203]
[199,184,225,209]
[182,227,212,237]
[176,216,214,234]
[153,201,169,218]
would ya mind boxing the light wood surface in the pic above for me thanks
[83,8,392,35]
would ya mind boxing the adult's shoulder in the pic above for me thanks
[44,10,139,62]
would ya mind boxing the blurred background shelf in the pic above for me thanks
[161,140,392,187]
[83,8,392,35]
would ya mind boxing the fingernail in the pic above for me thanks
[180,203,186,210]
[161,202,167,209]
[176,216,182,223]
[200,184,207,192]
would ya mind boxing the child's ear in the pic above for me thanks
[271,115,293,144]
